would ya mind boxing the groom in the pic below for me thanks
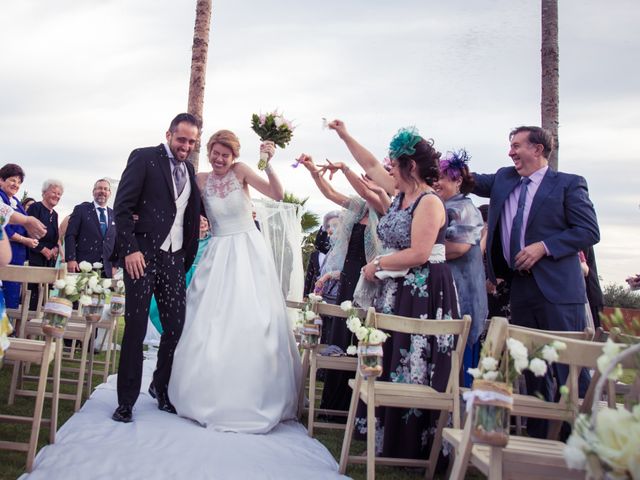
[112,113,202,423]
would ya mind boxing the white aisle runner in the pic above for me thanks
[22,352,348,480]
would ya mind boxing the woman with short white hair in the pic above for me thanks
[26,179,64,309]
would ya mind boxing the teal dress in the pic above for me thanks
[149,233,211,334]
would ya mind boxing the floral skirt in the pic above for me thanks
[355,261,459,460]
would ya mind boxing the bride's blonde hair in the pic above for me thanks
[207,130,241,159]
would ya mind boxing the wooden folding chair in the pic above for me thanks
[339,308,471,480]
[445,318,638,480]
[286,300,366,437]
[8,268,92,412]
[0,267,63,472]
[444,413,586,480]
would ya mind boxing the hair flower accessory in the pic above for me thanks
[440,148,471,180]
[388,126,422,160]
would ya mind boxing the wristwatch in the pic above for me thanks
[373,256,382,272]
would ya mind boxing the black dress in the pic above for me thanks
[319,222,367,414]
[27,201,59,310]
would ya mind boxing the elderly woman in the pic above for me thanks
[434,151,488,387]
[26,179,63,309]
[0,163,39,308]
[330,120,460,461]
[302,211,338,298]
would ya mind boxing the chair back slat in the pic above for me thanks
[0,265,62,284]
[373,312,471,337]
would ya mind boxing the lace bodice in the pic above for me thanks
[204,169,256,236]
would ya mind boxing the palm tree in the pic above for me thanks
[187,0,213,172]
[541,0,559,170]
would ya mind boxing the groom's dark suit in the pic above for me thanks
[114,144,201,408]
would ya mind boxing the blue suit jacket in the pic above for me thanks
[473,166,599,305]
[65,202,117,277]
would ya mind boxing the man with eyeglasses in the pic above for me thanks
[65,178,117,278]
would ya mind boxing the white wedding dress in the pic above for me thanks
[168,168,301,433]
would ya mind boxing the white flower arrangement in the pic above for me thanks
[564,341,640,479]
[341,301,389,353]
[293,294,324,331]
[468,337,564,383]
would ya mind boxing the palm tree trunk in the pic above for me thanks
[187,0,213,172]
[541,0,559,170]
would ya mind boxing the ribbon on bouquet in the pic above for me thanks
[462,389,514,413]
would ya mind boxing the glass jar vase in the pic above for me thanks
[41,296,73,338]
[301,317,322,348]
[110,293,125,316]
[83,295,105,323]
[469,379,513,447]
[357,342,383,378]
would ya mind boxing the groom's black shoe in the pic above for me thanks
[112,404,133,423]
[148,382,177,414]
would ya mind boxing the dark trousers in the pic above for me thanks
[28,254,56,311]
[510,273,590,438]
[117,250,186,407]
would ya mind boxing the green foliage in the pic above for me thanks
[603,283,640,309]
[599,308,640,339]
[250,113,293,148]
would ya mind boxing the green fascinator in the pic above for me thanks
[388,126,422,160]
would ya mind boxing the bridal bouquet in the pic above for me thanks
[251,110,294,170]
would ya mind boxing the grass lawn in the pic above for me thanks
[1,319,484,479]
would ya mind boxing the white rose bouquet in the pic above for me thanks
[564,342,640,479]
[250,110,294,170]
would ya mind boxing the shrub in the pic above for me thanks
[602,283,640,309]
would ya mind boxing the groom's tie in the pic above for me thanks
[97,207,108,237]
[510,176,531,269]
[171,159,187,197]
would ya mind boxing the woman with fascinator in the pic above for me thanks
[434,150,487,387]
[329,121,460,463]
[298,154,386,418]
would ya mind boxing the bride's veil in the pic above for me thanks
[253,198,304,303]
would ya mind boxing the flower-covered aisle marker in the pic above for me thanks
[41,262,107,337]
[250,110,294,170]
[79,262,111,323]
[464,337,565,447]
[341,301,389,378]
[564,336,640,479]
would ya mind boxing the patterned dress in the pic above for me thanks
[355,191,459,461]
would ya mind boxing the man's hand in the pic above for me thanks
[125,252,146,280]
[67,260,79,273]
[23,217,47,239]
[40,247,52,260]
[514,242,547,271]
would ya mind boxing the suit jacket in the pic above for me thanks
[65,202,117,277]
[113,144,201,272]
[473,166,600,305]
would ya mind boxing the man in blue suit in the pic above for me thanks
[65,179,117,277]
[474,126,600,436]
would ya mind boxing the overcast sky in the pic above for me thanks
[1,0,638,285]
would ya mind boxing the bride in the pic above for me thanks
[168,130,301,433]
